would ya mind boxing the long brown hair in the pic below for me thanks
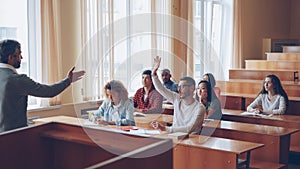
[259,74,289,110]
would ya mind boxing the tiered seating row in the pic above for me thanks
[245,60,300,70]
[266,52,300,61]
[217,79,300,98]
[221,46,300,116]
[229,69,297,81]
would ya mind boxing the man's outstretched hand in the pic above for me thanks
[68,66,86,83]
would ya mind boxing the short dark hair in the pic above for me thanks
[142,70,152,79]
[0,39,20,63]
[180,76,195,87]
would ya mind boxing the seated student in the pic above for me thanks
[195,80,222,120]
[133,70,163,114]
[203,73,221,99]
[161,68,178,93]
[91,80,135,126]
[150,56,205,134]
[247,74,289,115]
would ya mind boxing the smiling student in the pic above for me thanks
[150,56,205,134]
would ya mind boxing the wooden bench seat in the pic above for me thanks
[266,52,300,61]
[229,69,298,81]
[282,46,300,53]
[217,80,300,97]
[247,160,285,169]
[220,93,300,115]
[245,60,300,70]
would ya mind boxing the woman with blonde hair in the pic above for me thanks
[90,80,135,126]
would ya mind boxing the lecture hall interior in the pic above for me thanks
[1,0,300,169]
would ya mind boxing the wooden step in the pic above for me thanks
[247,160,285,169]
[266,52,300,61]
[282,46,300,53]
[217,80,300,97]
[229,69,298,81]
[245,60,300,70]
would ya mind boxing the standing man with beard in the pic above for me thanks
[150,56,205,134]
[0,39,85,132]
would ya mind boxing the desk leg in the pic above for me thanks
[246,151,251,169]
[236,151,250,169]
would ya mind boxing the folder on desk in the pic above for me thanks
[168,132,189,140]
[241,112,272,117]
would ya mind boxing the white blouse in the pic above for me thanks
[247,94,286,114]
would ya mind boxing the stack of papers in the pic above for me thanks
[129,129,160,136]
[167,132,189,140]
[241,112,273,117]
[133,112,146,117]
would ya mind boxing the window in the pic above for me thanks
[0,0,42,107]
[193,0,233,81]
[83,0,171,100]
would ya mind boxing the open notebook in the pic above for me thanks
[241,111,273,117]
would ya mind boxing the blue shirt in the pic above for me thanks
[163,80,178,93]
[94,99,135,126]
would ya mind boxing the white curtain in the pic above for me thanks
[193,0,233,81]
[81,0,172,100]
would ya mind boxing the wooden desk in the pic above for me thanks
[134,114,173,129]
[0,122,172,169]
[222,109,300,153]
[34,116,264,169]
[172,134,263,169]
[162,103,174,115]
[220,93,300,115]
[202,120,298,168]
[35,114,173,130]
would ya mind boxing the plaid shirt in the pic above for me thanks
[133,87,163,114]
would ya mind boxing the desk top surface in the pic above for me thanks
[222,109,300,123]
[34,115,263,155]
[203,119,299,136]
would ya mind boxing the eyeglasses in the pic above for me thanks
[177,84,192,90]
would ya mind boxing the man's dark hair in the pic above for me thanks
[0,39,20,63]
[142,70,152,79]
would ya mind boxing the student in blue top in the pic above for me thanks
[91,80,135,126]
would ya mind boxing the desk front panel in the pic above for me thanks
[222,109,300,153]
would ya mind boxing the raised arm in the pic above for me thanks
[152,56,178,103]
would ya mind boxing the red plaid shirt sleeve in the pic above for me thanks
[133,88,163,114]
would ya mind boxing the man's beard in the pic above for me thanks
[13,62,21,68]
[180,91,190,99]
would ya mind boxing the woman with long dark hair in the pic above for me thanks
[247,74,289,114]
[195,80,222,119]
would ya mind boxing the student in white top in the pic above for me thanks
[247,74,289,115]
[150,56,205,134]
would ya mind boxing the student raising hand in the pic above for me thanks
[152,56,161,76]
